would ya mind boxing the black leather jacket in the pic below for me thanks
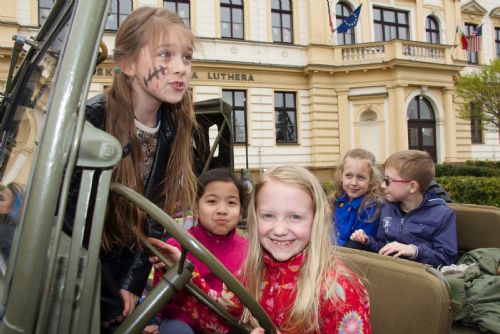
[65,93,175,320]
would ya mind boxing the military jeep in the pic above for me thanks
[0,1,498,334]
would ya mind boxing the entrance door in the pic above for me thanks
[407,96,437,162]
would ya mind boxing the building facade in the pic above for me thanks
[1,0,499,181]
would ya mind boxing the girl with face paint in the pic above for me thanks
[65,7,199,332]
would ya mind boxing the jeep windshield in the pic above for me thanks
[0,1,73,301]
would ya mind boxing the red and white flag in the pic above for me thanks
[467,25,482,52]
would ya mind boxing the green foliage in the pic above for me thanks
[435,163,500,177]
[455,58,500,130]
[322,180,335,196]
[435,176,500,207]
[464,160,500,169]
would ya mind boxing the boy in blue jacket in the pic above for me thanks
[351,150,457,267]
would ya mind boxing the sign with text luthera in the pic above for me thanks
[95,68,255,82]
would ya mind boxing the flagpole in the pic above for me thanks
[453,23,458,48]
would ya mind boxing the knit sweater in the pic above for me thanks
[153,223,248,327]
[183,251,372,334]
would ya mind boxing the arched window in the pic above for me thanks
[336,2,355,45]
[425,16,440,44]
[407,96,437,161]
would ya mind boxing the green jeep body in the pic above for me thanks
[0,1,498,334]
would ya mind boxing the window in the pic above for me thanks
[425,16,440,44]
[465,23,479,64]
[495,27,500,57]
[373,7,409,42]
[271,0,293,43]
[336,2,355,45]
[164,0,190,27]
[470,104,483,144]
[220,1,244,39]
[275,92,297,143]
[407,96,437,161]
[106,0,132,31]
[38,0,55,26]
[222,90,247,144]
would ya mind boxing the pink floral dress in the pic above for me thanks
[182,251,371,334]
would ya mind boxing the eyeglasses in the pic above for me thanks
[383,178,414,186]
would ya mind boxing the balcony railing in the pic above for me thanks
[333,39,456,66]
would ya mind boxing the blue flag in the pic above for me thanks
[336,4,362,33]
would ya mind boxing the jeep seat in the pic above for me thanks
[337,247,453,334]
[448,203,500,252]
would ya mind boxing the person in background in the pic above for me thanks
[351,150,457,268]
[0,182,25,259]
[150,165,371,334]
[65,6,198,332]
[330,149,383,250]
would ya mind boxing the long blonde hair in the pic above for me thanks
[102,6,197,249]
[331,148,383,223]
[241,165,349,333]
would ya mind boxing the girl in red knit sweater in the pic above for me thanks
[146,168,248,334]
[150,165,371,333]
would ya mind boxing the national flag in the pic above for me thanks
[467,24,482,52]
[327,0,334,33]
[456,25,468,50]
[335,4,362,34]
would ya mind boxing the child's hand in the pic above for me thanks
[147,237,182,263]
[119,289,139,317]
[142,324,159,334]
[379,242,417,258]
[350,229,369,244]
[148,255,166,271]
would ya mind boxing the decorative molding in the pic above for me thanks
[461,0,487,15]
[489,6,500,18]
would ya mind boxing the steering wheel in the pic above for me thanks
[110,183,276,334]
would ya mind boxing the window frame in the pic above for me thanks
[495,27,500,58]
[274,91,298,144]
[336,2,355,45]
[164,0,191,28]
[271,0,293,44]
[220,0,244,39]
[222,90,247,144]
[425,16,440,44]
[373,6,409,42]
[105,0,133,32]
[470,104,483,144]
[465,22,479,64]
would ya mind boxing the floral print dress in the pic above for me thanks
[181,251,371,334]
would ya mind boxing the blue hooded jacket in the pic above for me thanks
[333,193,380,246]
[366,192,457,267]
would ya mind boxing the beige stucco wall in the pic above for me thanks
[1,0,498,180]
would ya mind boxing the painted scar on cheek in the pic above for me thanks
[143,65,167,87]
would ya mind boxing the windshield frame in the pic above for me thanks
[0,1,111,332]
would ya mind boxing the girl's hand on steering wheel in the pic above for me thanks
[147,237,182,263]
